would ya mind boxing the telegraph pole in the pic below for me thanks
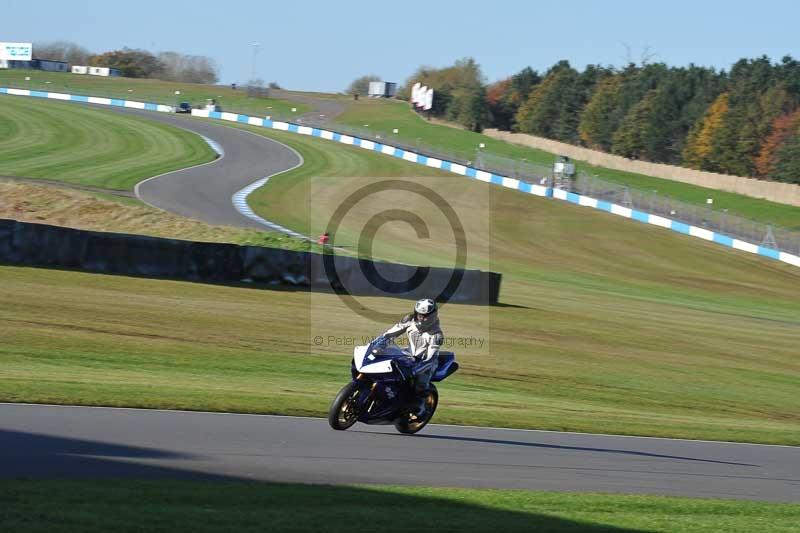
[250,42,260,82]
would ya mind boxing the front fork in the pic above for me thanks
[352,375,378,416]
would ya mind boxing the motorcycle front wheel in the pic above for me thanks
[328,381,362,430]
[394,385,438,435]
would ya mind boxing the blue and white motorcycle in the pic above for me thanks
[328,336,459,434]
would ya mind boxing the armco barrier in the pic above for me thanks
[2,87,799,271]
[0,219,501,304]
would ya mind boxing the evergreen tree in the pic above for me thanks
[772,128,800,183]
[510,67,541,101]
[612,90,658,159]
[579,75,623,150]
[515,61,598,143]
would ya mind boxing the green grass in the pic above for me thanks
[2,480,798,532]
[0,69,310,118]
[336,99,800,229]
[2,232,799,445]
[0,94,214,190]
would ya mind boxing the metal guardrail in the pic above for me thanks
[573,173,800,255]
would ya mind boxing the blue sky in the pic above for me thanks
[2,0,797,92]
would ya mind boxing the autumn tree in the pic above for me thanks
[486,78,514,130]
[755,109,800,178]
[683,93,729,170]
[89,48,163,78]
[484,67,542,131]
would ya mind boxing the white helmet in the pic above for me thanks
[413,298,438,330]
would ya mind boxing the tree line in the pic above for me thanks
[397,56,800,183]
[33,41,218,84]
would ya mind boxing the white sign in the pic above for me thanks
[417,85,428,108]
[411,82,421,105]
[0,42,32,61]
[423,88,434,111]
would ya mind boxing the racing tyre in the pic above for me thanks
[328,381,362,430]
[394,385,438,434]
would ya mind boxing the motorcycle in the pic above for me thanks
[328,336,459,434]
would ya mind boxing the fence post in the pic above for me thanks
[761,225,777,250]
[622,186,633,209]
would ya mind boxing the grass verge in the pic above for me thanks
[0,94,214,190]
[2,480,798,532]
[0,180,315,251]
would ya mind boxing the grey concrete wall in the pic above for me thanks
[0,219,501,304]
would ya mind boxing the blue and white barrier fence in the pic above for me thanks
[3,87,799,270]
[0,87,174,112]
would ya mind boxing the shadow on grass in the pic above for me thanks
[1,262,504,307]
[0,429,648,532]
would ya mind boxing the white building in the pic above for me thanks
[88,66,121,77]
[368,81,397,98]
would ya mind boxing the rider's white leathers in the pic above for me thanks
[382,313,444,395]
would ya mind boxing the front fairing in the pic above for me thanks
[353,341,408,374]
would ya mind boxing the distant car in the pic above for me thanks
[175,102,192,114]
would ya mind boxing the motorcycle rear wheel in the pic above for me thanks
[328,381,362,430]
[394,385,438,434]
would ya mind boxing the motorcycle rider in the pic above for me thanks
[379,298,443,418]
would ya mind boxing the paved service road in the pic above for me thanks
[90,106,302,230]
[2,404,798,502]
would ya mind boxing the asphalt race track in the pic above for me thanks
[2,404,798,502]
[92,105,302,230]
